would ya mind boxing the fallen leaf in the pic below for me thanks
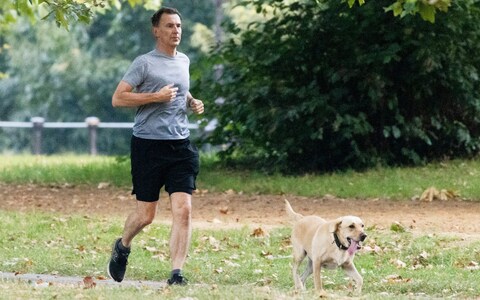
[205,236,221,251]
[251,227,266,237]
[420,187,437,202]
[420,187,459,202]
[465,261,479,270]
[223,259,240,267]
[219,206,229,214]
[145,246,159,253]
[393,259,407,268]
[97,182,110,189]
[382,274,412,284]
[210,218,222,224]
[34,280,50,288]
[363,245,383,254]
[261,250,272,257]
[224,189,236,195]
[83,276,96,289]
[194,189,209,196]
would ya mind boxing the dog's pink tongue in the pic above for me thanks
[348,240,358,255]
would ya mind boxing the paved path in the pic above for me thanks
[0,271,167,289]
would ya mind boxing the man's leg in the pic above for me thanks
[168,192,192,284]
[122,200,158,247]
[108,200,158,282]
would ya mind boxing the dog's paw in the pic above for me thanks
[316,289,329,298]
[347,285,362,296]
[356,286,363,295]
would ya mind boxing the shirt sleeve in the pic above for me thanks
[122,56,147,89]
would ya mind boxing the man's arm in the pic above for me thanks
[112,81,178,108]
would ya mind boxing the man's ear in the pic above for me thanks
[152,26,159,38]
[329,218,343,233]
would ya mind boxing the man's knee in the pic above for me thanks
[140,212,156,226]
[135,201,158,226]
[176,200,192,218]
[171,194,192,222]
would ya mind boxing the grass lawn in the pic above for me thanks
[0,210,479,299]
[0,154,479,299]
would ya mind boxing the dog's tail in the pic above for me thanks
[285,199,303,222]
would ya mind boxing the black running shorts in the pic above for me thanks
[130,135,199,202]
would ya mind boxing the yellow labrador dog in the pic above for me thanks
[285,199,367,297]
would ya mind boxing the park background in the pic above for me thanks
[1,0,480,299]
[2,0,479,174]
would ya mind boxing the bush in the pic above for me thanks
[206,0,480,173]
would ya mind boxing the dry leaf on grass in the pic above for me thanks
[382,274,412,283]
[363,245,383,254]
[83,276,96,289]
[465,261,479,270]
[222,259,240,267]
[251,227,266,237]
[419,187,459,202]
[194,189,209,196]
[392,259,407,269]
[35,279,47,287]
[219,206,229,214]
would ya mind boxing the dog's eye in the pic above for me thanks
[349,224,355,229]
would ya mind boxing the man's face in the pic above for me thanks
[153,13,182,47]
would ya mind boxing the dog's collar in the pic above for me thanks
[333,233,349,250]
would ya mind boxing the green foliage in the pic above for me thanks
[1,0,452,34]
[0,20,134,154]
[0,3,215,154]
[0,0,160,31]
[383,0,451,23]
[207,0,480,173]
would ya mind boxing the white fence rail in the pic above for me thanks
[0,117,200,155]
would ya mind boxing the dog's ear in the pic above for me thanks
[329,218,343,233]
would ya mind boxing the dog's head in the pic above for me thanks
[329,216,367,254]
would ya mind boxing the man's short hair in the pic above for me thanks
[151,7,182,27]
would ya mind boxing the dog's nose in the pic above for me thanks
[360,233,367,241]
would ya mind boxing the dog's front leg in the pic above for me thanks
[313,258,328,298]
[343,262,363,294]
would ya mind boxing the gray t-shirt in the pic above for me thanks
[122,49,191,140]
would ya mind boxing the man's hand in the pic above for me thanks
[158,84,178,102]
[189,98,204,114]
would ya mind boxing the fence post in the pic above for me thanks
[31,117,45,155]
[85,116,100,156]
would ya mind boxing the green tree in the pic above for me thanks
[1,0,452,32]
[205,0,480,173]
[0,20,134,153]
[1,0,161,30]
[0,2,217,154]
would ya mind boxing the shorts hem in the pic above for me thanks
[166,188,194,195]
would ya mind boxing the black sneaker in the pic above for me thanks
[167,273,188,285]
[107,238,130,282]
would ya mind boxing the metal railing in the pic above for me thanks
[0,117,200,155]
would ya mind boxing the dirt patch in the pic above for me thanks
[1,183,479,239]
